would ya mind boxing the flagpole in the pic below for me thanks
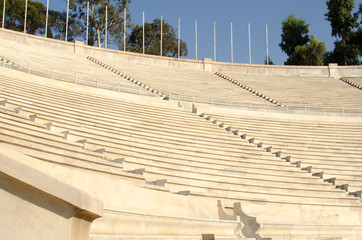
[24,0,28,33]
[195,19,198,60]
[248,23,251,64]
[160,15,163,56]
[86,2,89,45]
[178,17,180,58]
[214,21,216,62]
[266,24,269,65]
[105,5,108,48]
[142,11,145,54]
[231,22,233,63]
[65,0,69,41]
[123,8,126,51]
[45,0,49,37]
[2,0,5,28]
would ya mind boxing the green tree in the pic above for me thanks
[280,14,310,58]
[279,14,324,65]
[286,35,326,66]
[325,0,361,65]
[0,0,46,34]
[328,41,360,65]
[46,8,80,42]
[72,0,131,48]
[264,56,274,65]
[352,3,362,64]
[359,3,362,24]
[128,18,188,57]
[325,0,358,43]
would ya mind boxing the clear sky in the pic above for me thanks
[38,0,361,65]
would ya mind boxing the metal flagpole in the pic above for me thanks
[24,0,28,33]
[266,24,269,65]
[86,2,89,45]
[45,0,49,37]
[195,19,197,60]
[123,8,126,51]
[142,11,145,54]
[105,5,107,48]
[214,21,216,62]
[160,15,163,56]
[231,22,233,63]
[65,0,69,41]
[248,23,251,64]
[178,17,180,58]
[2,0,6,28]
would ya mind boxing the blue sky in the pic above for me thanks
[38,0,361,65]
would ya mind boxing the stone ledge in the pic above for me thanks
[258,223,362,237]
[91,209,242,237]
[0,144,103,217]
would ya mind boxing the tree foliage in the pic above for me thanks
[0,0,80,41]
[264,56,274,65]
[280,14,325,66]
[128,18,188,57]
[325,0,358,42]
[359,3,362,25]
[280,14,310,57]
[325,0,361,65]
[286,36,326,66]
[0,0,46,34]
[72,0,131,48]
[46,8,80,42]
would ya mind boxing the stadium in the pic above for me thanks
[0,13,362,240]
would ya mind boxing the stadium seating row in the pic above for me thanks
[1,67,362,239]
[1,28,362,239]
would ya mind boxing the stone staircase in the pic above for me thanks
[219,71,362,109]
[214,72,283,107]
[90,56,269,106]
[194,108,362,199]
[340,77,362,91]
[87,56,165,98]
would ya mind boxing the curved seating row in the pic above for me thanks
[198,109,362,194]
[0,37,154,97]
[0,73,247,240]
[1,68,362,239]
[219,71,362,109]
[89,56,270,107]
[1,29,362,239]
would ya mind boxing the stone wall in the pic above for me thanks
[1,28,361,78]
[0,146,103,240]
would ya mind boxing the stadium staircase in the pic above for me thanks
[86,56,167,99]
[214,72,284,107]
[193,108,362,198]
[0,38,154,97]
[340,77,362,91]
[218,71,362,109]
[87,56,271,108]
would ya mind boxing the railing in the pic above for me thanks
[0,55,157,98]
[1,55,362,118]
[166,92,362,117]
